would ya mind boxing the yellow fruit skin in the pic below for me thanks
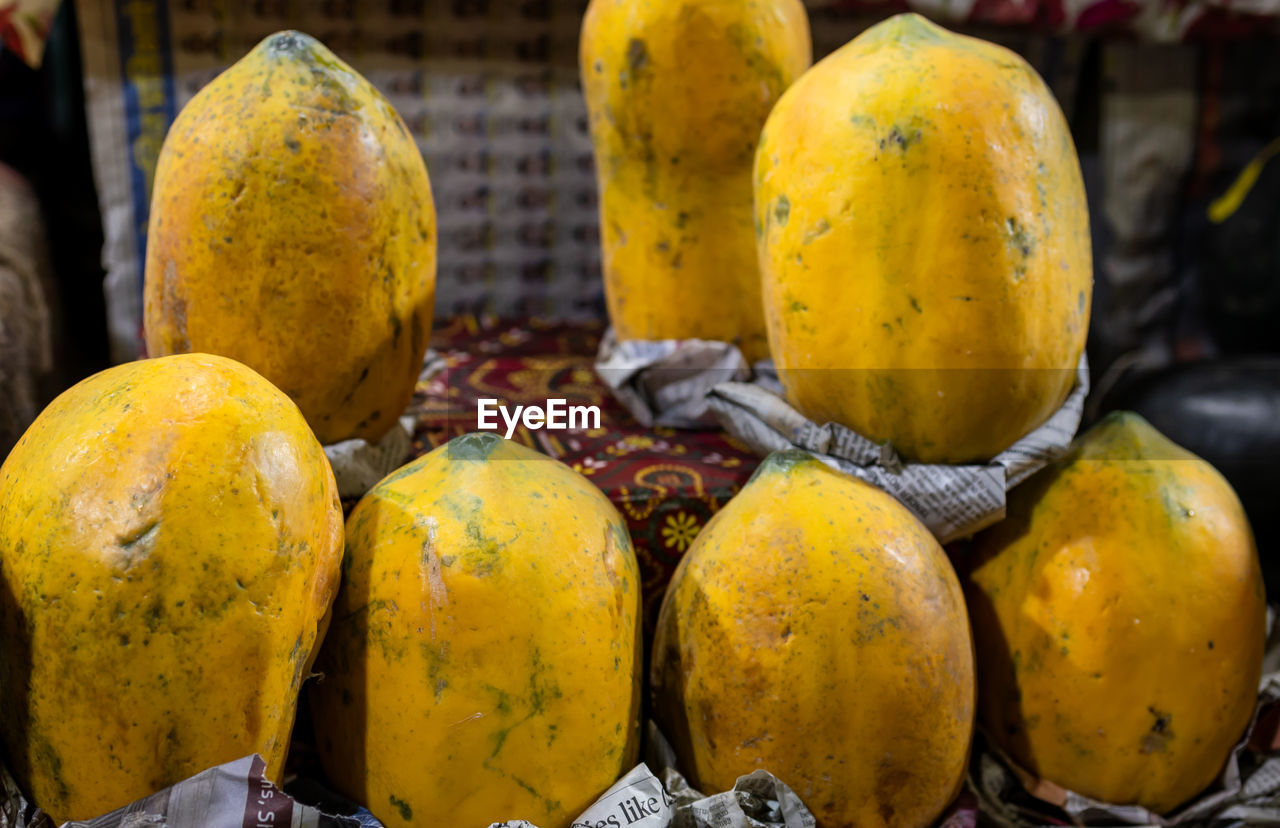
[653,452,975,828]
[755,13,1090,462]
[311,433,642,828]
[0,353,344,823]
[144,30,437,445]
[581,0,811,362]
[966,412,1265,813]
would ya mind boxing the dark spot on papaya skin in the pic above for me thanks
[878,125,921,152]
[1141,706,1173,753]
[627,38,648,74]
[774,194,790,227]
[388,794,412,821]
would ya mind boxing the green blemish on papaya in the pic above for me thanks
[850,114,876,128]
[388,794,413,821]
[1160,488,1194,521]
[804,218,830,244]
[749,450,819,484]
[1077,290,1086,314]
[858,13,946,49]
[511,774,556,814]
[447,431,504,461]
[607,521,633,560]
[790,300,809,313]
[626,38,649,74]
[908,295,922,313]
[774,195,790,227]
[879,125,921,152]
[1005,217,1034,258]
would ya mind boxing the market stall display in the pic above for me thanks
[0,1,1274,826]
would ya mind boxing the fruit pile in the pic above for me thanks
[0,6,1267,828]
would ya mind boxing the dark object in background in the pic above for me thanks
[0,163,58,459]
[0,1,108,385]
[1200,138,1280,355]
[1102,357,1280,593]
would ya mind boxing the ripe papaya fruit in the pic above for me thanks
[0,353,344,822]
[652,451,975,828]
[145,30,436,445]
[966,411,1266,812]
[756,13,1090,463]
[311,433,642,828]
[581,0,811,362]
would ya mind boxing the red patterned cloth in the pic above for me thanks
[412,315,759,632]
[0,0,59,68]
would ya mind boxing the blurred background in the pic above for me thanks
[1,0,1278,541]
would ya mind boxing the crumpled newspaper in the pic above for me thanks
[0,754,367,828]
[706,356,1090,544]
[323,415,416,501]
[594,331,752,429]
[974,611,1280,827]
[1,725,817,828]
[488,761,815,828]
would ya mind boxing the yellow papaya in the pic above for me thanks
[966,411,1265,812]
[755,13,1090,463]
[144,30,436,445]
[652,451,975,828]
[311,433,642,828]
[581,0,811,362]
[0,353,344,822]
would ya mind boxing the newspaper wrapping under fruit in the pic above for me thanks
[595,335,1089,544]
[0,755,817,828]
[594,332,753,429]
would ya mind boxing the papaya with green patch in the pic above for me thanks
[144,30,436,445]
[311,433,642,828]
[0,354,344,822]
[756,13,1090,462]
[966,412,1265,812]
[652,451,975,828]
[580,0,811,362]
